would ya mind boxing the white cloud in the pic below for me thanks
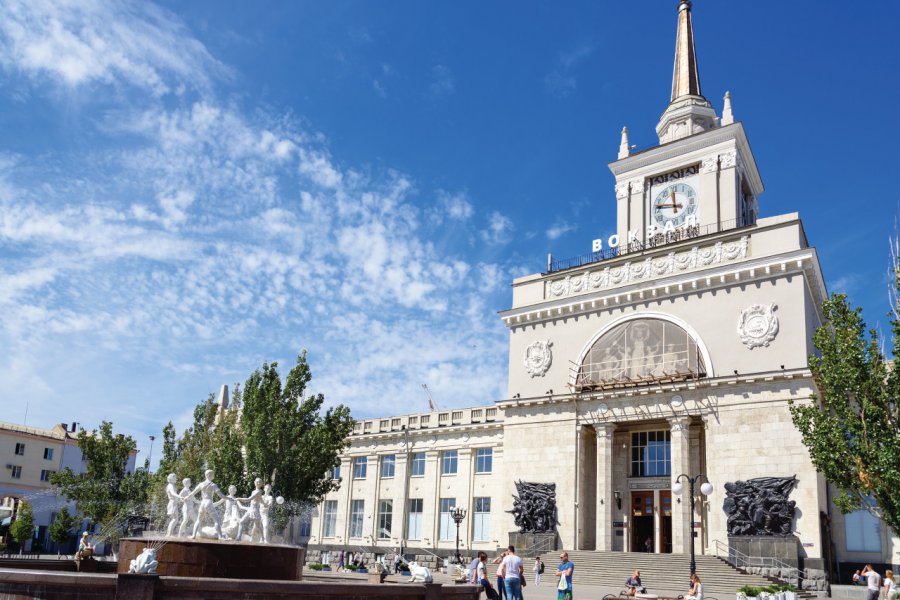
[545,44,594,98]
[0,0,229,95]
[429,64,455,96]
[546,221,577,240]
[480,211,514,245]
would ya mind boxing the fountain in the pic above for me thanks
[116,470,304,580]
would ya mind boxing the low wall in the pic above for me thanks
[0,569,482,600]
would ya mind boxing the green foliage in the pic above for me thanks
[50,421,151,533]
[789,293,900,538]
[236,351,354,505]
[737,585,763,597]
[48,506,78,552]
[307,562,325,570]
[9,501,35,547]
[161,351,354,508]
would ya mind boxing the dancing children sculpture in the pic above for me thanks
[177,478,198,537]
[190,469,227,540]
[165,473,181,537]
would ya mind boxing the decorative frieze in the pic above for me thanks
[545,236,749,299]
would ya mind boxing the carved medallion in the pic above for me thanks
[523,340,553,377]
[738,303,779,349]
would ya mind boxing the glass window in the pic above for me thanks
[378,500,393,539]
[408,499,423,540]
[475,448,493,473]
[299,513,312,538]
[330,460,341,480]
[472,497,491,541]
[11,466,22,479]
[630,430,671,477]
[40,470,54,482]
[845,509,881,552]
[14,443,24,456]
[43,447,54,460]
[353,457,367,480]
[381,455,395,478]
[410,452,426,477]
[577,318,706,391]
[350,499,365,538]
[441,450,458,475]
[439,497,456,541]
[323,500,338,537]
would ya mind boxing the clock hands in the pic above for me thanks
[656,190,683,214]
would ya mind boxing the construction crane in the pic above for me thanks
[422,384,439,412]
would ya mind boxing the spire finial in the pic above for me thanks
[618,127,631,159]
[671,0,702,101]
[721,91,734,125]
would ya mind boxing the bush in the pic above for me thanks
[738,586,763,596]
[399,562,410,572]
[307,563,324,571]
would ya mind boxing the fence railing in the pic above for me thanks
[548,218,752,273]
[711,539,806,581]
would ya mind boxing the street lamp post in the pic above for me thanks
[450,506,467,565]
[672,473,714,576]
[148,435,156,471]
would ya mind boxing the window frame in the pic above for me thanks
[377,500,393,539]
[441,450,458,476]
[381,455,396,479]
[630,430,672,477]
[475,448,493,473]
[43,447,54,460]
[409,452,426,477]
[14,443,25,456]
[11,465,22,479]
[438,497,456,541]
[349,499,365,538]
[407,498,424,540]
[323,500,338,538]
[472,497,492,541]
[352,456,368,480]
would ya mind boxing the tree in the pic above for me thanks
[9,501,35,554]
[161,352,354,511]
[241,351,354,505]
[48,506,78,556]
[50,421,151,535]
[789,293,900,538]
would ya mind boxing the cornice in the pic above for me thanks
[500,247,822,329]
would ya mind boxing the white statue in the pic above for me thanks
[177,478,198,537]
[406,561,433,583]
[214,484,246,540]
[190,469,226,539]
[128,547,159,574]
[260,483,274,544]
[165,473,181,537]
[236,478,264,542]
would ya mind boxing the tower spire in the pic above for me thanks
[655,0,718,144]
[671,0,702,101]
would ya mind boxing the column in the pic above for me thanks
[669,417,692,554]
[578,426,597,550]
[594,423,615,551]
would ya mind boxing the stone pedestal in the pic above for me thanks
[507,532,557,554]
[118,537,304,580]
[728,535,800,568]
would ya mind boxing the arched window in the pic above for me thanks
[575,318,706,391]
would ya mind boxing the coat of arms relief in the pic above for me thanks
[738,303,779,349]
[524,340,553,377]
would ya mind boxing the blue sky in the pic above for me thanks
[1,1,898,465]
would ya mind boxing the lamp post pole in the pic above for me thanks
[450,507,467,565]
[400,426,412,561]
[672,473,713,576]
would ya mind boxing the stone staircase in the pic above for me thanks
[488,551,803,598]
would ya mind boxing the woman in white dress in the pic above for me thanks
[686,573,704,600]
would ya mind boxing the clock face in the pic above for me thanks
[653,182,698,227]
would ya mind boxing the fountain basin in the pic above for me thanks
[117,537,304,580]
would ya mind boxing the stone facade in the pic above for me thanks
[306,0,899,580]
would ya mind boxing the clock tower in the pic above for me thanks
[610,0,763,248]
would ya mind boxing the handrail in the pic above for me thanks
[711,539,806,581]
[519,535,555,558]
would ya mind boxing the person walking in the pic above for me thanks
[498,545,525,600]
[863,565,883,600]
[338,550,345,570]
[686,573,704,600]
[492,550,508,599]
[534,556,544,586]
[883,569,897,600]
[555,551,574,600]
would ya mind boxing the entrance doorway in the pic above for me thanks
[630,490,674,553]
[631,491,654,552]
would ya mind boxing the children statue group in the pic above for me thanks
[164,469,284,544]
